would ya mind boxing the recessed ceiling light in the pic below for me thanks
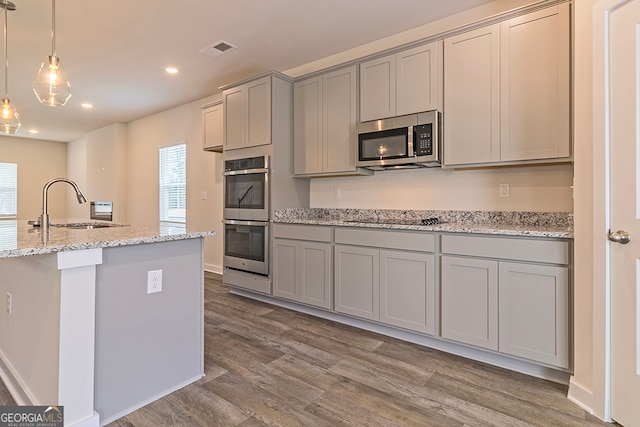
[28,129,38,134]
[165,67,178,74]
[81,103,93,109]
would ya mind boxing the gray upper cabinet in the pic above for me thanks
[294,66,367,177]
[443,4,570,166]
[202,102,223,152]
[223,75,274,150]
[360,41,443,122]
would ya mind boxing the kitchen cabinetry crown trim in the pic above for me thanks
[219,70,293,92]
[289,0,569,82]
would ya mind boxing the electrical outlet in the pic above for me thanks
[6,292,11,315]
[499,183,510,198]
[334,187,341,199]
[147,270,163,294]
[201,191,207,200]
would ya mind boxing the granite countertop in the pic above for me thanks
[0,219,216,259]
[273,208,574,239]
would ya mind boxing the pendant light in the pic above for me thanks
[0,0,19,135]
[33,0,71,107]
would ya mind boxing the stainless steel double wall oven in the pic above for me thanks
[222,155,270,276]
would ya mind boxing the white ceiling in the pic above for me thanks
[3,0,494,142]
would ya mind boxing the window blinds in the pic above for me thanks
[159,144,186,224]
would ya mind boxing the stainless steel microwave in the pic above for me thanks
[356,111,440,170]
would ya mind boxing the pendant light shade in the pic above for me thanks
[0,97,19,134]
[33,0,71,107]
[33,55,71,106]
[0,0,19,135]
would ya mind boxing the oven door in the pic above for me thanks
[223,168,269,221]
[223,220,269,276]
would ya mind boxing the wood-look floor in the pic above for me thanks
[0,272,611,426]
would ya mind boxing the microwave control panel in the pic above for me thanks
[414,124,433,156]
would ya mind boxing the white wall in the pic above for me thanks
[569,0,596,413]
[125,96,224,273]
[67,124,128,222]
[0,136,67,220]
[310,164,572,211]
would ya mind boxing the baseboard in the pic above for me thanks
[204,263,223,275]
[0,348,35,405]
[98,374,204,426]
[229,287,571,385]
[568,379,596,415]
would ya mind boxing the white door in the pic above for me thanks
[609,1,640,425]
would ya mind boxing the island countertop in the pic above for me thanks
[0,219,216,259]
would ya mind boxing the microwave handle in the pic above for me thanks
[408,125,415,157]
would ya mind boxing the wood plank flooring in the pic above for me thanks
[0,272,611,426]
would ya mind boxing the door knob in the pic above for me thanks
[608,229,631,244]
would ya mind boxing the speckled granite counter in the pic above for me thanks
[0,219,216,259]
[273,208,573,239]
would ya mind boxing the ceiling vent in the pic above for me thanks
[200,40,237,58]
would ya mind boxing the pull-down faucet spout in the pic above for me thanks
[40,178,87,229]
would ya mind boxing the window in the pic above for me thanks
[159,144,186,231]
[0,163,17,219]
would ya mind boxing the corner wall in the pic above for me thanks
[0,136,68,220]
[125,96,224,273]
[568,0,596,414]
[67,124,128,223]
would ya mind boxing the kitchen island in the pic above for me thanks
[0,220,215,427]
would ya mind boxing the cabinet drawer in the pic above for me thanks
[272,223,332,242]
[335,227,435,252]
[441,234,569,265]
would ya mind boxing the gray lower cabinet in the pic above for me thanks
[498,261,569,367]
[380,250,435,334]
[440,234,571,369]
[441,256,499,350]
[334,228,436,335]
[272,224,332,309]
[334,245,380,321]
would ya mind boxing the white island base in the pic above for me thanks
[0,237,206,427]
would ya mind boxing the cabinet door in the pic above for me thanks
[380,250,435,335]
[203,102,223,151]
[334,245,380,321]
[500,4,570,161]
[294,77,323,175]
[444,24,501,166]
[223,86,245,151]
[360,54,396,122]
[396,41,442,116]
[299,241,333,309]
[246,76,271,148]
[441,256,498,350]
[272,239,298,300]
[323,66,357,174]
[498,262,569,368]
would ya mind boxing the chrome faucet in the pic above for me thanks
[40,178,87,229]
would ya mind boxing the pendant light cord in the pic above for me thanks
[3,1,8,98]
[51,0,55,56]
